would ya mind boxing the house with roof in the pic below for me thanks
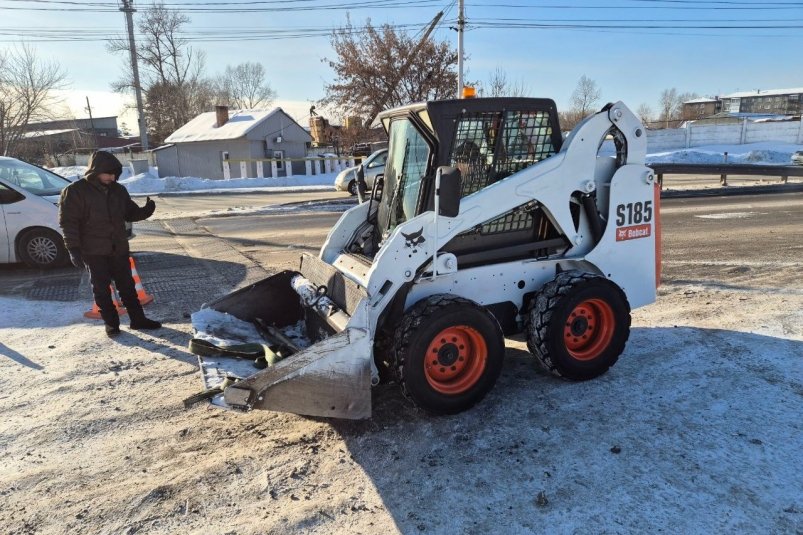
[682,87,803,122]
[153,106,312,179]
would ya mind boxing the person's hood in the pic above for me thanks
[84,151,123,183]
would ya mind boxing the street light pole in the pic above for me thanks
[120,0,149,150]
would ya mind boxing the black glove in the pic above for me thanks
[143,196,156,218]
[68,247,84,269]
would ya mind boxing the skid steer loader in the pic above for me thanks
[190,98,660,420]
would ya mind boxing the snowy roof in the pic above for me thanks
[683,97,718,104]
[165,108,282,143]
[22,128,78,138]
[721,87,803,99]
[150,144,176,152]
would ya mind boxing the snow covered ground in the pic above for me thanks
[0,276,801,533]
[50,141,803,196]
[1,141,798,533]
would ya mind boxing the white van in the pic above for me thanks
[0,157,74,268]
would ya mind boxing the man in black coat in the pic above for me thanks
[59,151,161,337]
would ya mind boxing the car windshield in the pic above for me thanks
[0,159,71,196]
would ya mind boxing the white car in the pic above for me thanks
[0,157,74,268]
[792,151,803,165]
[334,148,387,195]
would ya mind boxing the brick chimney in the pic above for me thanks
[215,105,229,127]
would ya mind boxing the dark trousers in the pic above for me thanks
[84,254,144,326]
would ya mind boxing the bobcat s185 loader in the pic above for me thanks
[189,98,660,419]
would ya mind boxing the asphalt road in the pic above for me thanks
[2,189,801,301]
[659,191,803,290]
[193,189,803,290]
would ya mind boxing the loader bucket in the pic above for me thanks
[195,269,373,419]
[222,328,371,419]
[203,270,305,328]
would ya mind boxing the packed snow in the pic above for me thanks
[51,165,338,195]
[50,141,803,196]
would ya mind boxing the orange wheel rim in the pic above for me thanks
[563,298,615,361]
[423,325,487,395]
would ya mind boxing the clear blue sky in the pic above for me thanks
[2,0,802,125]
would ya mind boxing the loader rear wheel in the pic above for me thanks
[525,271,630,380]
[393,295,504,415]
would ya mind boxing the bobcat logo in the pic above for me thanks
[401,228,426,252]
[617,228,628,240]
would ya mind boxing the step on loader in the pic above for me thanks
[189,98,660,419]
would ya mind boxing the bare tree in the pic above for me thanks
[570,75,601,116]
[480,67,528,98]
[0,45,67,157]
[215,63,276,109]
[107,2,213,144]
[322,17,457,119]
[658,88,680,128]
[636,103,654,126]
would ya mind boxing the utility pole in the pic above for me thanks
[457,0,465,98]
[120,0,149,150]
[85,96,97,150]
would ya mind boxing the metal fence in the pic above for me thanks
[221,156,364,179]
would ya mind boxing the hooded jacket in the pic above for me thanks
[59,151,152,256]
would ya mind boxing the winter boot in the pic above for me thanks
[130,316,162,330]
[100,308,121,338]
[127,301,162,330]
[105,324,121,337]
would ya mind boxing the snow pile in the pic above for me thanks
[646,142,803,165]
[122,172,336,195]
[50,165,85,181]
[52,165,135,182]
[190,308,264,347]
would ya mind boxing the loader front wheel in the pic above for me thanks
[393,295,504,415]
[525,271,630,380]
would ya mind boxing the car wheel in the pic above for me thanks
[347,180,358,196]
[18,228,68,269]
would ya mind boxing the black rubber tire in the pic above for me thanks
[392,295,505,415]
[347,180,358,196]
[525,271,631,380]
[17,228,68,269]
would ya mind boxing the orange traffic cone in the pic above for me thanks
[129,256,154,305]
[84,284,128,319]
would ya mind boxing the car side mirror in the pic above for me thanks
[436,166,461,217]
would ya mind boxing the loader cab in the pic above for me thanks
[375,98,564,264]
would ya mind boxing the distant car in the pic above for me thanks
[334,148,388,195]
[792,151,803,165]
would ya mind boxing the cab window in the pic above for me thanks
[381,119,430,234]
[448,110,556,198]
